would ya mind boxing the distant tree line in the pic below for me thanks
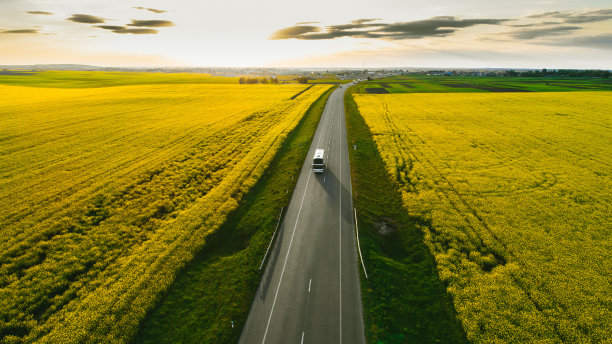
[238,77,279,84]
[505,69,611,78]
[296,76,309,84]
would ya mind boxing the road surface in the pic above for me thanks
[239,85,366,344]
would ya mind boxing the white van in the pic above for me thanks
[312,149,326,173]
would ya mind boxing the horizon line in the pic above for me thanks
[1,64,611,71]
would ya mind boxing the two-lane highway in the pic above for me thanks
[239,85,365,344]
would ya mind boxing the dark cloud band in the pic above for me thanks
[95,25,159,34]
[27,11,53,15]
[1,29,40,34]
[549,34,612,49]
[133,7,167,14]
[96,25,125,31]
[272,25,320,39]
[66,15,174,35]
[67,14,106,24]
[271,17,507,40]
[127,20,174,27]
[510,26,582,39]
[498,8,611,41]
[527,9,612,24]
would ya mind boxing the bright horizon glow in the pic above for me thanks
[0,0,611,69]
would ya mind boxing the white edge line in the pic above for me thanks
[354,208,368,279]
[259,207,284,270]
[301,331,305,344]
[342,88,367,279]
[339,108,342,344]
[308,278,311,292]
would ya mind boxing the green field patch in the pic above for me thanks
[441,83,529,92]
[356,76,612,94]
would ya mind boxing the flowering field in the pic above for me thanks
[354,91,611,343]
[0,83,330,343]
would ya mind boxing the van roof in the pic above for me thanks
[314,149,325,158]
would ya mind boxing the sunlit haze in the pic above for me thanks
[1,0,611,68]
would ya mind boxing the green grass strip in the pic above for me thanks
[345,85,468,344]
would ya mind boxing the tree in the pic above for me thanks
[505,70,518,77]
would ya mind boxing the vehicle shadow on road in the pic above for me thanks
[317,169,353,224]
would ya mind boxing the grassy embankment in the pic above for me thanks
[344,85,467,343]
[133,87,336,344]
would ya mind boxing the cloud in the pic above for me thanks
[95,25,159,34]
[295,21,320,25]
[527,9,612,24]
[508,21,562,28]
[127,20,174,27]
[497,9,612,41]
[271,25,320,39]
[133,7,167,14]
[114,28,159,34]
[96,25,125,31]
[321,18,384,32]
[67,14,106,24]
[27,11,53,15]
[546,34,612,50]
[353,18,381,24]
[1,29,40,34]
[91,19,173,35]
[527,11,561,19]
[509,25,582,39]
[271,16,508,40]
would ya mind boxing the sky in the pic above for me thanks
[1,0,611,68]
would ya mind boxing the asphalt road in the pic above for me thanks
[238,84,366,344]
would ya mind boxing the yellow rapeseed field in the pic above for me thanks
[354,92,611,343]
[0,83,331,343]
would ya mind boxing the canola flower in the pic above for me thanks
[0,83,331,343]
[354,91,611,343]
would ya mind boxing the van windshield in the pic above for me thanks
[313,158,324,165]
